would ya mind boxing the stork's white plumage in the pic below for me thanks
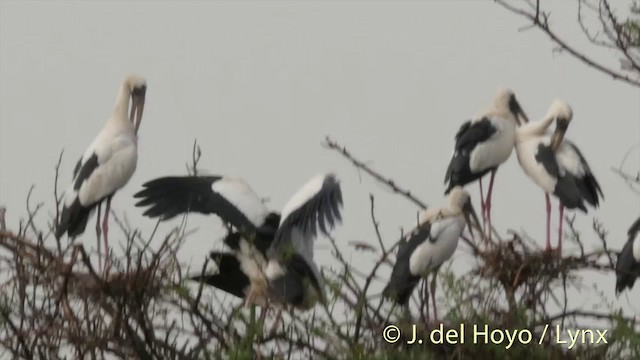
[211,177,271,227]
[135,172,343,314]
[615,216,640,295]
[444,88,529,238]
[56,75,147,270]
[383,187,480,322]
[279,173,328,224]
[515,100,603,253]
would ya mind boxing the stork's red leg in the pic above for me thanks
[558,204,564,255]
[102,196,113,272]
[479,177,486,220]
[270,308,284,334]
[485,169,497,240]
[95,203,102,270]
[423,277,430,327]
[479,178,488,238]
[545,193,552,252]
[430,272,439,323]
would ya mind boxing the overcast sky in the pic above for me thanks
[1,1,638,319]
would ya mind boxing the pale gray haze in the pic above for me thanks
[1,1,639,319]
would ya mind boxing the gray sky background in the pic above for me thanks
[1,1,639,320]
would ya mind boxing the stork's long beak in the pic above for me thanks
[516,105,529,125]
[514,102,530,126]
[508,97,530,126]
[129,88,146,134]
[549,117,569,151]
[462,199,481,238]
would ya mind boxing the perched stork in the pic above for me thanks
[56,75,147,269]
[134,173,343,313]
[382,187,480,322]
[444,88,529,238]
[515,100,603,253]
[615,216,640,295]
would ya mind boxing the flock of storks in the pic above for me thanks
[52,75,639,326]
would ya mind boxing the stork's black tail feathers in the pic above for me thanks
[382,275,421,306]
[270,253,325,306]
[382,222,433,306]
[133,176,220,220]
[615,239,639,295]
[55,198,96,239]
[565,142,604,209]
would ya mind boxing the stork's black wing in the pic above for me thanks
[615,216,640,294]
[269,253,324,307]
[444,118,497,193]
[268,174,343,259]
[564,141,604,208]
[134,176,269,233]
[55,153,100,239]
[382,222,432,306]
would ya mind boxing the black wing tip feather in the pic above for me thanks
[133,175,225,220]
[615,279,635,295]
[614,237,639,295]
[287,174,344,237]
[615,270,637,295]
[266,173,345,256]
[444,159,453,186]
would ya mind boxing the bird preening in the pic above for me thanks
[49,78,637,338]
[515,100,603,254]
[55,75,147,272]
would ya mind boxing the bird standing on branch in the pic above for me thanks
[515,100,603,254]
[383,187,481,323]
[444,88,529,239]
[56,75,147,272]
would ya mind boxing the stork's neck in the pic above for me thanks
[522,114,555,136]
[112,82,131,122]
[420,206,458,223]
[446,204,463,217]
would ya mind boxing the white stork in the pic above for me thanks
[56,75,147,270]
[134,173,343,314]
[514,100,603,253]
[615,215,640,295]
[444,88,529,238]
[382,187,480,322]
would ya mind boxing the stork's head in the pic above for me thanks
[448,186,481,235]
[546,99,573,126]
[124,75,147,134]
[547,99,573,151]
[494,87,529,126]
